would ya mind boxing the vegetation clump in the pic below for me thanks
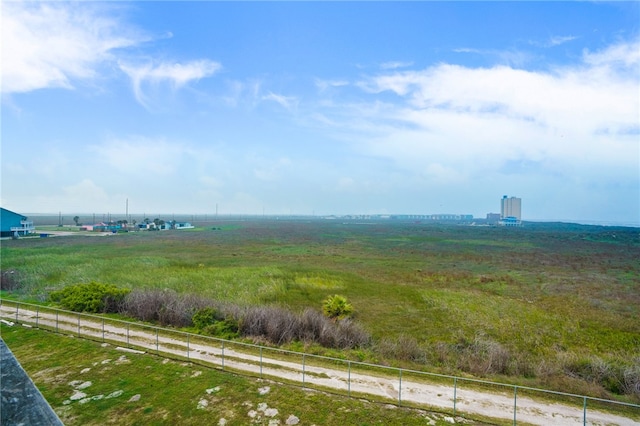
[50,282,129,313]
[0,269,21,291]
[192,307,239,339]
[322,294,354,320]
[119,288,369,349]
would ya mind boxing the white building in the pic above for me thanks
[501,195,521,220]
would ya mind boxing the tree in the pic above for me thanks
[73,216,80,226]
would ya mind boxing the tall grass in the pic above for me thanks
[2,219,639,400]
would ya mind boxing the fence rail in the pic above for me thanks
[1,300,638,425]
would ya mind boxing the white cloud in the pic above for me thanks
[528,35,578,48]
[345,39,639,185]
[315,79,349,92]
[119,60,221,106]
[1,1,221,106]
[91,136,196,175]
[548,35,577,47]
[1,2,144,94]
[380,61,414,70]
[451,47,533,67]
[252,157,291,181]
[199,176,223,188]
[583,38,640,69]
[262,91,298,110]
[63,179,110,201]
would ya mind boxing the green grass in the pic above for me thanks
[2,324,469,425]
[2,219,639,401]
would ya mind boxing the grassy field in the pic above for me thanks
[2,323,471,425]
[2,218,639,402]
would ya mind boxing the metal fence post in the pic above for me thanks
[102,318,105,342]
[187,334,190,361]
[55,311,58,333]
[513,386,518,426]
[16,302,19,322]
[348,361,351,397]
[127,324,130,347]
[221,341,225,369]
[398,369,402,406]
[453,377,457,416]
[302,354,306,386]
[156,328,159,354]
[35,306,39,329]
[77,313,80,337]
[260,347,263,378]
[583,396,587,426]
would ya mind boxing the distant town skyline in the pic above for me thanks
[2,2,639,225]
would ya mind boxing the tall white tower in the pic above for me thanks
[501,195,521,220]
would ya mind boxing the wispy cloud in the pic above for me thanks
[380,61,414,70]
[583,38,640,69]
[343,38,639,186]
[1,2,145,94]
[528,35,578,48]
[92,136,196,175]
[119,60,221,107]
[315,79,349,92]
[548,35,577,47]
[262,91,298,110]
[452,46,533,67]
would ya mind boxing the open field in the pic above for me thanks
[2,218,639,403]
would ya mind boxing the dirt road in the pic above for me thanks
[1,303,638,425]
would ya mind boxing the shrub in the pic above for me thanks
[122,289,211,327]
[377,335,425,363]
[49,282,129,313]
[240,305,299,345]
[192,307,219,330]
[322,294,353,319]
[121,289,369,349]
[621,364,640,398]
[239,305,369,349]
[446,334,511,376]
[0,269,21,291]
[333,318,371,349]
[203,319,240,339]
[563,355,640,397]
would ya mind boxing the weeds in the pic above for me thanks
[0,269,21,291]
[2,219,639,399]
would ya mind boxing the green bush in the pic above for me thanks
[49,282,129,313]
[322,294,354,320]
[193,307,239,339]
[192,307,219,330]
[203,319,240,339]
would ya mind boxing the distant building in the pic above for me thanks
[1,208,35,237]
[499,195,522,226]
[500,196,521,220]
[174,222,194,230]
[486,213,501,224]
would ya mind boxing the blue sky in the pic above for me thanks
[2,2,639,224]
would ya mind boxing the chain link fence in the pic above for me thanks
[1,300,638,425]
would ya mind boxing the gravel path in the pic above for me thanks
[1,303,638,425]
